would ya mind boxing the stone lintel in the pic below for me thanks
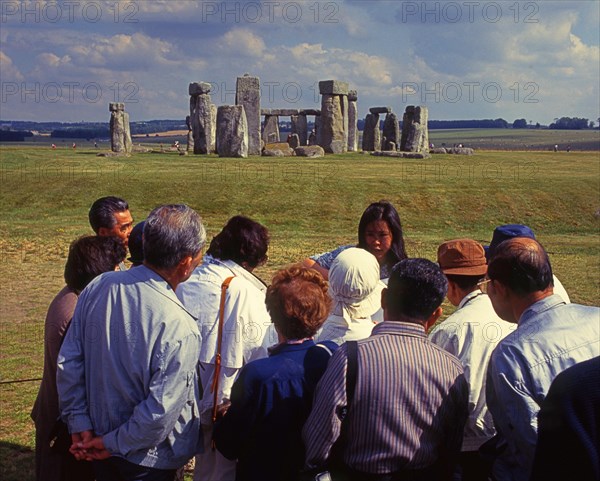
[318,80,349,95]
[369,106,392,114]
[269,109,300,116]
[189,82,212,95]
[300,109,321,116]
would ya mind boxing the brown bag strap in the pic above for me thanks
[211,276,235,424]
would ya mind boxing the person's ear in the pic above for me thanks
[425,306,443,332]
[178,255,194,278]
[381,288,388,311]
[98,227,110,237]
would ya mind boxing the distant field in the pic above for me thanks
[4,128,599,151]
[429,128,600,151]
[0,145,598,480]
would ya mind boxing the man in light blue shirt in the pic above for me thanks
[58,204,206,481]
[485,237,599,481]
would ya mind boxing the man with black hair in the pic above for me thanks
[88,196,134,247]
[485,237,599,481]
[430,239,513,481]
[89,196,133,271]
[304,258,469,480]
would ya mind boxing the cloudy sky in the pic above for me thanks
[1,0,598,124]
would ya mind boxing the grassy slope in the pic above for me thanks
[0,146,598,479]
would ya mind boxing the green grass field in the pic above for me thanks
[0,143,598,480]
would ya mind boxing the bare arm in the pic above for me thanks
[302,258,330,280]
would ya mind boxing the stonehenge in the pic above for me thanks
[184,75,434,158]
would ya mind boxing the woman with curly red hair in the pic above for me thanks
[213,266,337,481]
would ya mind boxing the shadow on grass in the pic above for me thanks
[0,441,35,481]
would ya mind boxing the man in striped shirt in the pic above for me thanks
[303,258,469,480]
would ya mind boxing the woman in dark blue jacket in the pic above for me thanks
[213,266,337,481]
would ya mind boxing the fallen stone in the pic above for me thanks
[262,149,286,157]
[263,142,294,156]
[295,145,325,157]
[430,148,447,154]
[447,147,475,155]
[264,142,291,151]
[370,151,431,159]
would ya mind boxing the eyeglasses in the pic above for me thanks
[477,278,492,293]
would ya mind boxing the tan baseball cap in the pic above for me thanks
[437,239,487,276]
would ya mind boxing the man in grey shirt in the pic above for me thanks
[58,204,206,481]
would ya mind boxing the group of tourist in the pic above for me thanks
[32,197,599,481]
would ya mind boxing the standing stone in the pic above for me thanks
[186,115,194,152]
[109,102,132,154]
[382,112,400,151]
[313,117,321,145]
[318,80,349,154]
[189,82,214,154]
[236,75,261,155]
[400,106,429,153]
[362,113,380,151]
[291,114,308,146]
[347,90,358,152]
[216,105,248,158]
[263,115,280,143]
[210,104,217,153]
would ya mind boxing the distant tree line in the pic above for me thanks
[548,117,593,130]
[0,130,33,141]
[427,119,509,129]
[51,128,110,139]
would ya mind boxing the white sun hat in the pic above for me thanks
[328,247,384,321]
